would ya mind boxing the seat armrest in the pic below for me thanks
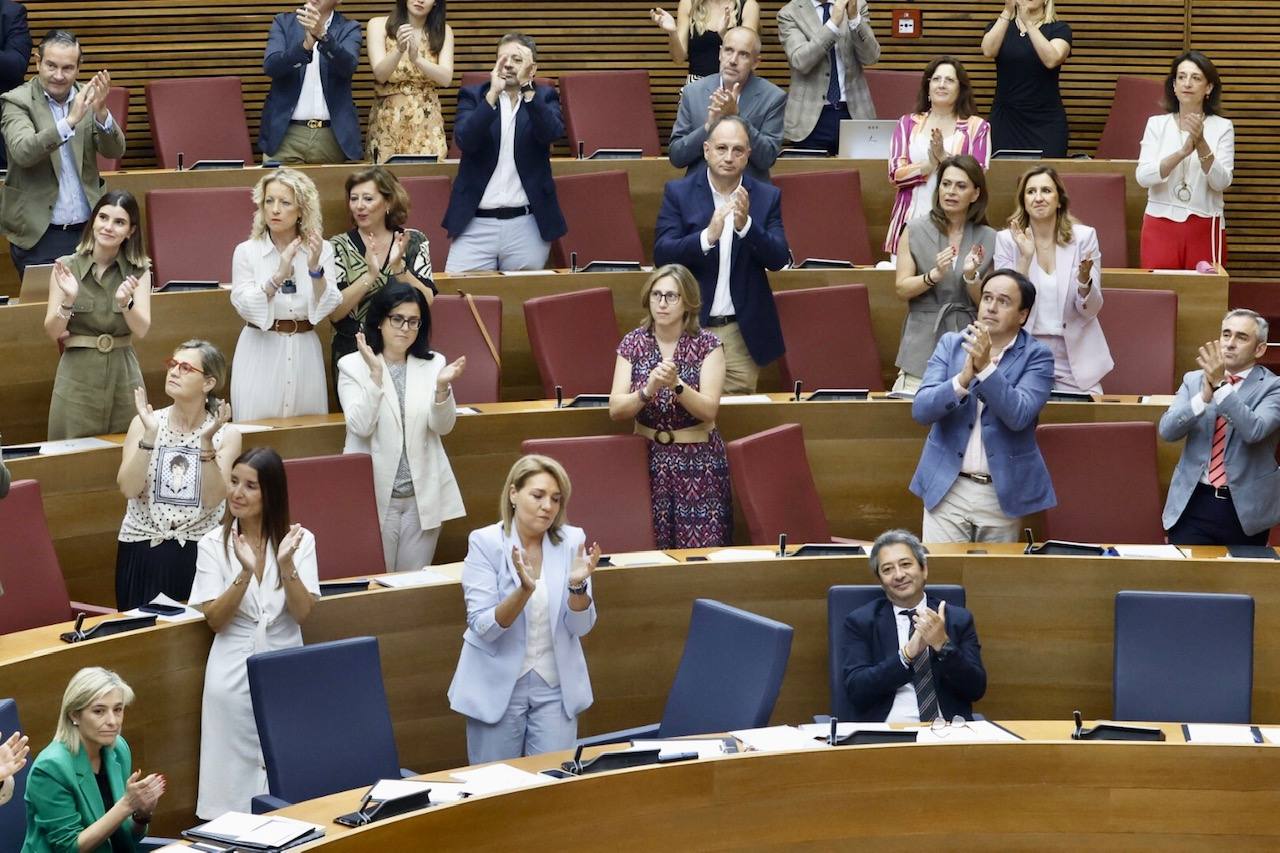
[576,723,660,748]
[251,793,292,814]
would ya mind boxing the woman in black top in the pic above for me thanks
[981,0,1073,157]
[650,0,759,81]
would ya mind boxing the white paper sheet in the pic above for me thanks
[705,548,778,562]
[500,269,554,276]
[1112,545,1187,559]
[606,551,681,567]
[368,778,432,801]
[455,406,481,415]
[1257,727,1280,745]
[451,763,554,795]
[121,593,205,623]
[424,781,468,803]
[373,569,455,588]
[795,722,893,740]
[914,720,1022,744]
[718,394,774,404]
[1183,723,1259,745]
[730,725,826,752]
[629,739,727,759]
[193,812,320,845]
[227,422,276,433]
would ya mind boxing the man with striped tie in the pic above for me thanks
[841,529,987,723]
[1161,309,1280,546]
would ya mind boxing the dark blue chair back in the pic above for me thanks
[1114,591,1254,724]
[0,699,28,850]
[657,599,794,738]
[248,637,401,804]
[826,585,967,720]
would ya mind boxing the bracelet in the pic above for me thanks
[922,271,936,287]
[136,440,155,451]
[1198,152,1214,163]
[308,268,325,279]
[568,580,589,596]
[199,451,216,462]
[131,810,151,824]
[1000,12,1014,21]
[57,303,74,320]
[962,271,980,286]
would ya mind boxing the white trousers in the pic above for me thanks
[381,494,442,572]
[445,213,550,272]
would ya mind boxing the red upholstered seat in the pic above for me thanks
[1060,173,1129,268]
[864,69,919,120]
[448,74,557,159]
[97,86,129,172]
[523,287,620,398]
[427,294,502,404]
[1096,76,1165,160]
[0,481,112,634]
[550,170,646,268]
[559,70,661,158]
[146,186,254,287]
[1096,288,1177,395]
[726,423,835,544]
[1036,422,1166,544]
[283,454,385,579]
[774,284,884,391]
[772,170,873,265]
[520,434,656,552]
[146,76,254,169]
[399,175,453,273]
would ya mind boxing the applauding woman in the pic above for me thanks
[609,264,731,548]
[189,447,320,818]
[230,168,340,422]
[367,0,454,161]
[0,728,28,806]
[886,56,990,255]
[650,0,760,82]
[23,667,165,852]
[1136,51,1233,270]
[995,167,1112,394]
[981,0,1073,157]
[893,154,996,391]
[448,455,600,764]
[338,283,466,571]
[43,190,152,440]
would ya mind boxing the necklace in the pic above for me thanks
[1173,118,1196,204]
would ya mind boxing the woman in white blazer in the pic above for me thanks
[447,455,601,764]
[995,166,1113,394]
[337,283,466,571]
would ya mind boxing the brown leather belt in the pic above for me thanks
[259,319,314,334]
[634,421,715,445]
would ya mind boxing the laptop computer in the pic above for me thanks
[18,263,53,304]
[838,119,894,159]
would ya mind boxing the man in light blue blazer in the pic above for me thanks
[1160,309,1280,546]
[910,269,1056,542]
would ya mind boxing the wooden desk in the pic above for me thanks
[0,266,1225,443]
[6,548,1280,835]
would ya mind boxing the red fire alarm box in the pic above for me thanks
[892,8,921,39]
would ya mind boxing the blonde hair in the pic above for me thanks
[1007,166,1075,247]
[641,264,702,336]
[499,454,572,545]
[1042,0,1058,23]
[249,168,323,242]
[691,0,744,35]
[56,667,134,753]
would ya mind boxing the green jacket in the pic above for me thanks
[22,736,140,853]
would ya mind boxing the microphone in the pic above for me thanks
[577,140,585,160]
[176,151,184,172]
[570,251,578,273]
[777,532,788,558]
[555,385,563,409]
[793,380,803,402]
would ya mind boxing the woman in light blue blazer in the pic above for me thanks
[447,454,601,764]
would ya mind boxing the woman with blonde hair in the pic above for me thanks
[609,263,730,548]
[649,0,760,81]
[981,0,1073,157]
[448,454,600,763]
[229,167,340,421]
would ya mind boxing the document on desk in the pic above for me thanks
[629,739,728,759]
[189,811,322,847]
[1258,727,1280,745]
[1112,545,1186,559]
[452,763,554,795]
[369,778,467,804]
[914,720,1023,744]
[705,548,778,562]
[229,422,276,434]
[121,593,205,623]
[372,569,455,588]
[1182,723,1262,744]
[719,394,774,405]
[731,725,825,752]
[606,551,681,567]
[795,722,893,740]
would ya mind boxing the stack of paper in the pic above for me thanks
[629,739,728,759]
[705,548,778,562]
[730,725,825,752]
[451,763,554,795]
[188,812,322,848]
[373,569,455,588]
[369,778,466,805]
[606,551,681,567]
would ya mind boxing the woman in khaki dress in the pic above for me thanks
[366,0,454,162]
[43,189,152,440]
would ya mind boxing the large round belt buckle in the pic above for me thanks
[278,319,299,335]
[654,429,675,445]
[95,333,114,353]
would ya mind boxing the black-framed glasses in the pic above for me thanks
[165,358,205,376]
[650,291,682,305]
[387,314,423,331]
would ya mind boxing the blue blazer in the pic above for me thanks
[442,84,567,242]
[447,522,596,725]
[910,328,1056,518]
[842,595,987,722]
[0,0,33,164]
[653,172,790,367]
[259,11,362,161]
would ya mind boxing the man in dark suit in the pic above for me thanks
[259,0,361,164]
[910,269,1056,542]
[1160,309,1280,545]
[653,115,789,394]
[443,32,565,272]
[842,529,986,723]
[0,0,33,171]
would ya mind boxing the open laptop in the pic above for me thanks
[17,263,53,304]
[838,119,894,159]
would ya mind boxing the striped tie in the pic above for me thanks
[903,609,941,722]
[1207,374,1243,488]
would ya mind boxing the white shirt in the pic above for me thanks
[478,91,531,210]
[699,172,752,318]
[952,341,1011,477]
[520,577,560,687]
[886,595,926,723]
[1191,366,1251,485]
[1135,113,1234,223]
[814,0,863,102]
[290,12,335,122]
[1027,257,1066,337]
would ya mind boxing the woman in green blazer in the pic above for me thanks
[22,668,165,853]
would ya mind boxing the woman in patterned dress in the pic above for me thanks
[609,264,731,548]
[366,0,453,162]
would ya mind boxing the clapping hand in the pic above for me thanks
[355,331,383,386]
[276,237,303,282]
[568,541,602,589]
[304,232,324,272]
[437,355,467,391]
[928,127,946,167]
[961,321,994,373]
[1076,255,1095,288]
[1197,339,1227,388]
[0,730,29,780]
[1182,112,1205,152]
[201,400,232,444]
[707,199,731,245]
[1010,222,1035,261]
[386,231,408,273]
[123,769,166,816]
[730,186,750,231]
[511,546,537,592]
[912,601,949,651]
[132,386,159,438]
[277,523,305,567]
[52,259,79,306]
[296,1,326,40]
[232,532,263,575]
[932,244,957,280]
[830,0,848,26]
[395,23,415,55]
[715,4,733,34]
[962,243,984,279]
[650,7,677,33]
[648,359,679,391]
[488,56,506,94]
[714,82,741,118]
[116,274,141,310]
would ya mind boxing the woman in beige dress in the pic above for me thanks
[367,0,454,162]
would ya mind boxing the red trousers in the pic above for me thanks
[1140,213,1227,270]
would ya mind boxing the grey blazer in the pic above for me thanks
[669,73,786,182]
[777,0,881,141]
[1160,365,1280,536]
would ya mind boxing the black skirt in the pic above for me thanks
[115,538,200,610]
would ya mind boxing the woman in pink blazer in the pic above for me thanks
[994,166,1113,393]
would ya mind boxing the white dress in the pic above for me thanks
[189,523,321,818]
[229,236,341,421]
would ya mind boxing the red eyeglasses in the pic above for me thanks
[165,358,205,376]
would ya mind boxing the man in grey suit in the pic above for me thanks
[778,0,880,153]
[669,26,785,182]
[1161,309,1280,546]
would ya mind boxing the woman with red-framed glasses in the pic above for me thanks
[113,339,241,610]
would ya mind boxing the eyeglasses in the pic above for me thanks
[386,314,423,331]
[930,75,958,85]
[928,715,971,737]
[650,291,682,305]
[165,358,205,376]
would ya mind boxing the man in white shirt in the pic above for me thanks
[841,529,986,722]
[442,33,566,272]
[260,0,362,164]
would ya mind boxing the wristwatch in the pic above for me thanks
[520,81,536,95]
[673,382,685,396]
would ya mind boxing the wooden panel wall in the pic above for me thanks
[14,2,1276,276]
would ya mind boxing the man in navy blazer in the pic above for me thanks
[0,0,33,171]
[843,529,986,722]
[653,115,789,393]
[910,269,1056,542]
[443,33,566,273]
[259,0,362,164]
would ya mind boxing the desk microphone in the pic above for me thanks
[570,251,579,273]
[176,151,184,172]
[577,140,585,160]
[793,380,803,402]
[777,533,788,558]
[71,612,86,640]
[1072,709,1084,738]
[828,716,838,746]
[555,385,564,409]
